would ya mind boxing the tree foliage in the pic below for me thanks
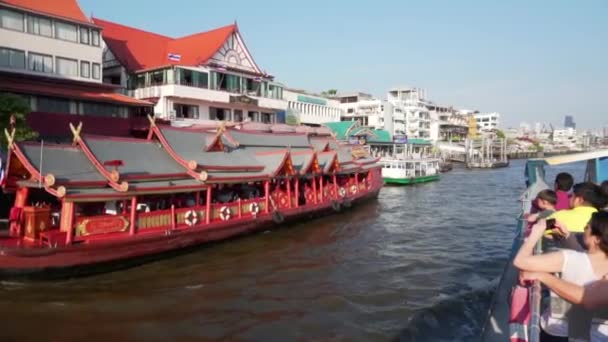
[0,93,37,142]
[321,89,338,96]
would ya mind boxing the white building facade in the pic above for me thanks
[95,18,288,125]
[474,112,500,132]
[337,93,387,131]
[283,89,342,126]
[387,87,431,139]
[0,3,102,83]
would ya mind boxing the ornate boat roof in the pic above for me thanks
[3,119,378,201]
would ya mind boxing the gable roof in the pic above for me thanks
[1,0,90,25]
[93,17,238,72]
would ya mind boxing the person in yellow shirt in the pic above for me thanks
[549,182,607,233]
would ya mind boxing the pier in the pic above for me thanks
[465,138,508,169]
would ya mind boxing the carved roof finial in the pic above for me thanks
[4,128,15,149]
[147,114,156,128]
[69,122,83,144]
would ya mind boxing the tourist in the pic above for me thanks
[548,182,607,233]
[554,172,574,210]
[527,190,558,223]
[514,212,608,341]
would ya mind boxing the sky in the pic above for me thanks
[79,0,608,129]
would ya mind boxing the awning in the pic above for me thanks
[0,73,151,106]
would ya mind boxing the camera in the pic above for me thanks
[545,218,556,230]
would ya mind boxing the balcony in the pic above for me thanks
[132,84,287,110]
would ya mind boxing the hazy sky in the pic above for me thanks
[80,0,608,129]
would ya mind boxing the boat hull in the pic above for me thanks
[0,188,381,279]
[383,175,440,185]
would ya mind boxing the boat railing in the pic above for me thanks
[529,230,543,342]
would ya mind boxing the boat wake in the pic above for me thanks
[395,281,497,342]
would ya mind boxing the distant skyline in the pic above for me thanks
[79,0,608,129]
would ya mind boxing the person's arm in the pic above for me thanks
[582,278,608,310]
[521,272,608,310]
[514,220,564,273]
[521,271,584,304]
[526,213,540,223]
[553,221,585,251]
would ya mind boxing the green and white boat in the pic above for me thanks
[380,157,440,185]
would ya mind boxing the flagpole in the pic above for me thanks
[38,140,44,188]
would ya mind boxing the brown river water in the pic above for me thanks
[0,160,586,341]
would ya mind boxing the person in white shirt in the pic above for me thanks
[514,212,608,341]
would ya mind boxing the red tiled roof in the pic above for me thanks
[93,18,237,72]
[0,0,90,25]
[0,74,151,106]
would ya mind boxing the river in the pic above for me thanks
[0,159,587,341]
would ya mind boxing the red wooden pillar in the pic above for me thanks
[122,200,128,214]
[205,186,212,224]
[333,174,338,198]
[354,172,359,193]
[129,196,137,235]
[294,178,300,208]
[237,198,242,218]
[195,191,201,207]
[10,187,29,237]
[312,176,318,204]
[170,205,176,230]
[319,176,324,202]
[61,201,75,245]
[264,180,270,213]
[286,178,292,208]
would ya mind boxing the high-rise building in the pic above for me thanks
[564,115,576,129]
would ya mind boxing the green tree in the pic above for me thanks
[322,89,338,96]
[0,93,37,142]
[495,129,506,139]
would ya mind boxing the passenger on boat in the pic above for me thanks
[554,173,574,211]
[522,272,608,311]
[526,190,557,223]
[514,213,608,341]
[602,181,608,210]
[547,182,607,234]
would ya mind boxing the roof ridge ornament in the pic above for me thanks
[147,114,156,128]
[69,122,83,144]
[4,128,15,149]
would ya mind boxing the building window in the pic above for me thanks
[261,112,272,124]
[174,103,199,119]
[0,9,24,31]
[55,21,78,42]
[150,70,164,85]
[27,15,52,37]
[37,96,70,113]
[80,27,89,44]
[28,53,53,73]
[91,30,100,46]
[92,63,100,79]
[82,102,122,117]
[0,47,26,69]
[56,57,78,76]
[80,61,90,78]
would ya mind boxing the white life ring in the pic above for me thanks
[184,210,198,226]
[350,185,357,194]
[339,187,347,198]
[249,202,260,216]
[219,206,232,221]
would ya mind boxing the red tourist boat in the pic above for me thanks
[0,118,382,277]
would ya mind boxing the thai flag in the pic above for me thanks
[168,53,181,62]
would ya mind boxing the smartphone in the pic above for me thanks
[546,218,556,230]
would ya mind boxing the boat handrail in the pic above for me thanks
[529,236,543,342]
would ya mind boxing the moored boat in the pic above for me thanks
[0,118,383,277]
[380,157,440,185]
